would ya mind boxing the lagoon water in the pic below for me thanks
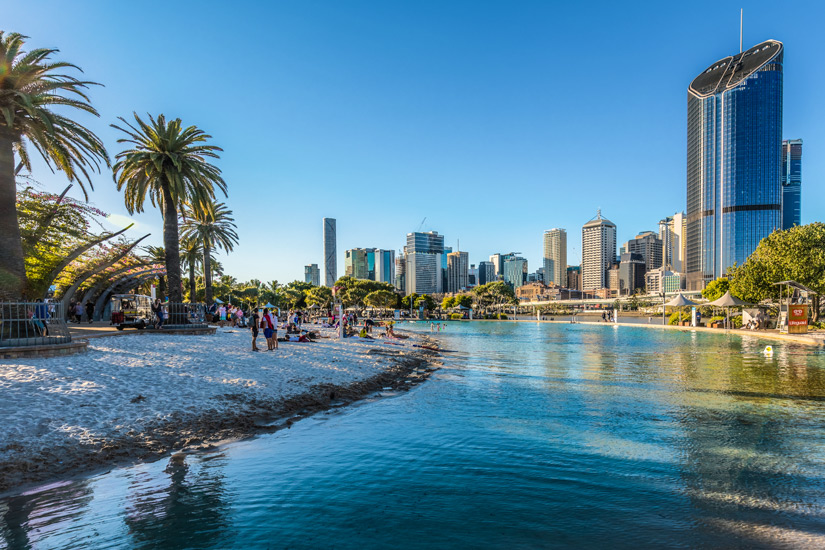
[3,322,825,549]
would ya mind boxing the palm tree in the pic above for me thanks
[0,32,109,298]
[180,237,202,302]
[112,113,226,303]
[180,202,238,305]
[143,245,167,299]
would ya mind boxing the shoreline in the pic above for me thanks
[0,328,440,496]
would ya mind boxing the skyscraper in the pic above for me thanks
[624,231,663,273]
[503,257,528,289]
[543,228,568,288]
[478,261,496,286]
[395,256,406,292]
[345,248,370,280]
[658,212,686,273]
[447,251,469,293]
[374,249,396,285]
[581,211,616,291]
[405,231,444,295]
[686,39,783,290]
[323,218,337,287]
[304,264,320,286]
[566,266,581,291]
[781,139,802,230]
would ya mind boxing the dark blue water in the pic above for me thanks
[3,322,825,549]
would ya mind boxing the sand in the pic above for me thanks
[0,327,437,494]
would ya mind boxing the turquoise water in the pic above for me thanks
[3,322,825,549]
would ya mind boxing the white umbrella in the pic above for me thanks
[706,291,750,329]
[664,293,698,325]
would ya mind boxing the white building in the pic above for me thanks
[543,228,567,288]
[658,212,686,273]
[405,231,444,295]
[581,211,617,291]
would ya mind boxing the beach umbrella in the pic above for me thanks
[214,298,224,304]
[664,293,698,325]
[706,291,750,329]
[264,302,276,308]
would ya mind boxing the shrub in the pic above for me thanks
[730,315,743,329]
[668,312,685,325]
[497,314,508,320]
[450,313,463,320]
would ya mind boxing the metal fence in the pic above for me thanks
[0,301,72,347]
[162,302,208,329]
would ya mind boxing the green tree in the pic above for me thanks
[365,289,398,310]
[472,281,517,310]
[414,294,436,310]
[305,285,333,309]
[286,280,313,293]
[112,113,227,304]
[454,294,473,309]
[729,223,825,321]
[441,296,456,309]
[702,277,730,301]
[0,33,109,298]
[180,237,202,302]
[143,245,167,299]
[180,202,238,305]
[401,293,419,310]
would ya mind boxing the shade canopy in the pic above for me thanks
[308,304,321,309]
[213,298,224,304]
[706,290,749,307]
[263,302,276,308]
[665,293,698,307]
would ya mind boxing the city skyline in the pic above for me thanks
[6,2,824,283]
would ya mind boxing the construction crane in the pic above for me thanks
[417,217,427,232]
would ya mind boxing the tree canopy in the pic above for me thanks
[701,277,729,301]
[472,281,517,308]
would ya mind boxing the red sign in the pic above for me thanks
[788,304,808,333]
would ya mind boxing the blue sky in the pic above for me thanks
[8,0,825,283]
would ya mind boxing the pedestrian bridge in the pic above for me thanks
[520,290,705,308]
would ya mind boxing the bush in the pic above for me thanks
[450,313,463,320]
[497,314,508,320]
[730,315,742,329]
[709,316,725,324]
[668,312,686,325]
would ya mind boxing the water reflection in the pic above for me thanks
[1,322,824,548]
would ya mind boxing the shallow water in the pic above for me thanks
[3,322,825,549]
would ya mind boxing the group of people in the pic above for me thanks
[247,308,315,351]
[207,303,247,328]
[67,300,95,323]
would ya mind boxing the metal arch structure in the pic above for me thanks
[58,235,149,314]
[40,225,136,300]
[80,262,153,315]
[94,267,165,320]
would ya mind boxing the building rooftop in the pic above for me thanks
[689,39,783,98]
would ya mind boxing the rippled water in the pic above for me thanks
[3,322,825,549]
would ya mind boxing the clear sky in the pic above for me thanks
[8,0,825,283]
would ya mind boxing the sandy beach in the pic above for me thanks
[0,327,437,494]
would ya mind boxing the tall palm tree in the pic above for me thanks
[180,236,203,302]
[181,202,238,305]
[143,245,167,299]
[112,113,226,303]
[0,32,108,298]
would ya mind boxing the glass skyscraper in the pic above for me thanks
[686,39,783,290]
[781,139,802,230]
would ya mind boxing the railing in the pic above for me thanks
[161,302,208,329]
[0,302,72,347]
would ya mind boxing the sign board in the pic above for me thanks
[788,304,808,334]
[394,309,400,320]
[691,307,697,327]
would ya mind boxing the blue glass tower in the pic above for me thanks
[686,39,783,290]
[781,139,802,229]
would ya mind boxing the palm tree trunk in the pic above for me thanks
[161,184,183,304]
[203,242,213,305]
[189,261,196,302]
[0,133,27,299]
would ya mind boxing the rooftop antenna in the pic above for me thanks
[740,9,743,53]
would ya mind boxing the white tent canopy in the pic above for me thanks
[706,291,750,307]
[665,293,698,307]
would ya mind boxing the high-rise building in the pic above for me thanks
[503,257,528,289]
[405,231,444,295]
[624,231,663,273]
[323,218,337,286]
[781,139,802,230]
[304,264,320,286]
[395,256,406,292]
[543,228,568,288]
[374,249,396,285]
[345,248,370,280]
[618,253,646,296]
[345,248,395,283]
[581,211,616,291]
[658,213,686,273]
[468,264,478,287]
[566,266,581,290]
[447,251,469,293]
[686,39,783,290]
[478,261,496,286]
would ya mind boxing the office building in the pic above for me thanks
[478,261,496,286]
[581,211,616,291]
[447,251,469,293]
[468,264,478,287]
[646,268,686,294]
[543,228,568,288]
[395,256,406,292]
[566,266,581,291]
[781,139,802,229]
[304,264,320,287]
[504,257,528,289]
[608,263,621,292]
[658,213,686,273]
[686,39,783,290]
[624,231,663,273]
[374,249,395,285]
[345,248,395,284]
[405,231,444,295]
[323,218,337,286]
[618,252,646,296]
[345,248,370,280]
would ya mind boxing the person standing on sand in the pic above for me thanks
[262,307,278,350]
[250,308,261,351]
